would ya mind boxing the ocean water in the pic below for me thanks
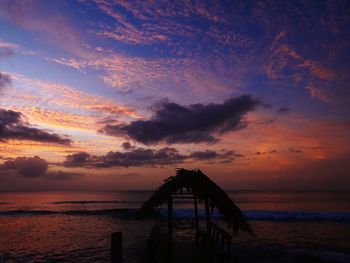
[0,190,349,262]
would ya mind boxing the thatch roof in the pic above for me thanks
[140,168,253,235]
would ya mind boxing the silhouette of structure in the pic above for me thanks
[139,168,253,262]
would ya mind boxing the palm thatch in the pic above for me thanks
[140,168,253,235]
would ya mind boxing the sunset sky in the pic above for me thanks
[0,0,349,191]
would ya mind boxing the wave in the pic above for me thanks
[243,210,350,221]
[0,208,139,217]
[49,199,350,205]
[0,208,350,221]
[50,200,142,205]
[50,200,196,205]
[161,209,350,221]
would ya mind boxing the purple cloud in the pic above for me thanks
[0,156,48,178]
[0,109,71,144]
[101,95,260,144]
[64,147,240,168]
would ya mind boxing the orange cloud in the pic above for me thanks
[215,111,350,173]
[5,73,139,118]
[11,107,99,132]
[301,60,337,80]
[305,85,330,102]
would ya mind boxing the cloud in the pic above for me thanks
[0,156,48,177]
[64,148,186,168]
[9,73,138,117]
[0,44,13,92]
[189,150,242,163]
[121,141,135,150]
[305,85,331,103]
[0,109,71,144]
[120,172,141,177]
[12,107,103,132]
[0,156,81,180]
[277,107,289,113]
[264,20,350,108]
[0,39,18,59]
[64,151,91,166]
[189,150,221,160]
[64,147,239,168]
[45,170,82,180]
[1,73,140,136]
[48,35,252,98]
[93,0,224,46]
[0,72,11,90]
[254,150,277,155]
[0,40,19,50]
[289,147,303,153]
[101,95,260,144]
[0,0,94,58]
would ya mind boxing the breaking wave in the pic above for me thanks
[0,208,349,221]
[50,200,142,204]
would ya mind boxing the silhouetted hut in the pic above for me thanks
[139,168,253,262]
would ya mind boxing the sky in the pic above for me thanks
[0,0,349,191]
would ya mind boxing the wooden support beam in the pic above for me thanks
[167,197,173,262]
[204,197,210,234]
[171,195,195,199]
[194,196,199,244]
[111,232,122,263]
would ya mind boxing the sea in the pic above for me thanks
[0,190,349,263]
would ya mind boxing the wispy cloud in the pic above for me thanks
[0,72,11,90]
[0,0,94,58]
[48,53,237,101]
[12,74,136,115]
[93,0,221,45]
[260,3,350,107]
[0,39,19,58]
[11,106,100,132]
[305,85,331,102]
[0,39,19,50]
[0,73,139,129]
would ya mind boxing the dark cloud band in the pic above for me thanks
[64,147,241,168]
[0,156,81,180]
[101,95,260,144]
[0,156,48,178]
[0,109,71,144]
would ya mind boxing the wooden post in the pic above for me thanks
[204,197,210,234]
[111,231,122,263]
[167,197,173,262]
[205,198,213,261]
[194,196,199,244]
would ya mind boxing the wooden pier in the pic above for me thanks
[111,169,254,263]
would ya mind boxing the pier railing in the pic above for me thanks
[199,221,232,263]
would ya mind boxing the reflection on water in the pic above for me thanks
[0,215,153,263]
[0,191,150,212]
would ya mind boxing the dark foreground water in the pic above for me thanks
[0,190,349,262]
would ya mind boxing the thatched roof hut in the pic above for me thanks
[140,168,253,235]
